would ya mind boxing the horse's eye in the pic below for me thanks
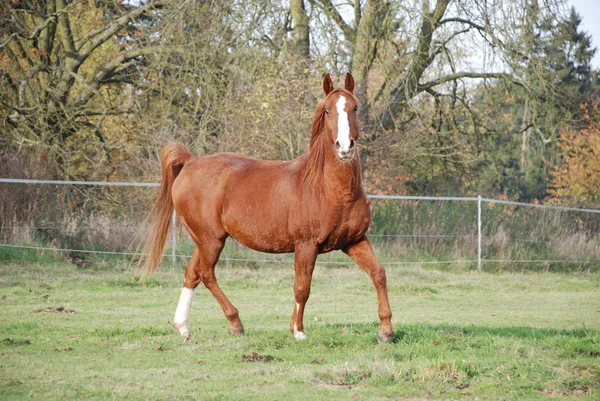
[325,108,330,115]
[353,106,358,112]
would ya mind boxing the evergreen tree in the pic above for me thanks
[489,2,598,200]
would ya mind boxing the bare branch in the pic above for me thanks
[438,17,485,31]
[76,0,166,63]
[418,71,528,92]
[308,0,355,41]
[427,27,471,65]
[0,12,61,49]
[75,45,186,107]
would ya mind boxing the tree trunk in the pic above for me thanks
[290,0,310,59]
[351,0,389,123]
[521,97,532,174]
[379,0,449,129]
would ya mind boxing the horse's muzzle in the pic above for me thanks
[336,139,356,162]
[337,149,356,162]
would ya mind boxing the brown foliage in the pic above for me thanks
[548,101,600,207]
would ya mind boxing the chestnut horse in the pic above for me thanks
[142,73,394,343]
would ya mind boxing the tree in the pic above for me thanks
[1,0,170,180]
[484,3,599,200]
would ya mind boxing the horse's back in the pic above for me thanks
[172,152,303,252]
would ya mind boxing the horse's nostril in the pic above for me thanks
[335,140,341,150]
[349,139,356,149]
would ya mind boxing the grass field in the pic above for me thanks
[0,255,599,400]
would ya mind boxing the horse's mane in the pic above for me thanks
[302,88,356,187]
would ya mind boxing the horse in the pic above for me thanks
[142,73,394,343]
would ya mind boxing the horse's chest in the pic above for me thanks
[318,200,371,252]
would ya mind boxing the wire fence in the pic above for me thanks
[1,178,599,271]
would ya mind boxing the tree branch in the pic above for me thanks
[0,11,62,50]
[55,0,77,66]
[427,27,471,65]
[438,15,513,55]
[76,0,167,64]
[309,0,355,41]
[75,45,185,107]
[418,71,528,92]
[438,17,485,31]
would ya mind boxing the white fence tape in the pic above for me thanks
[0,178,159,187]
[1,178,599,269]
[2,177,598,212]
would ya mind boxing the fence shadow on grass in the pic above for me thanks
[312,322,597,344]
[400,323,595,340]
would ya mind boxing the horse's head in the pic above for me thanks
[321,73,359,162]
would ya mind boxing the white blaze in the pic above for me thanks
[174,287,195,338]
[335,95,351,152]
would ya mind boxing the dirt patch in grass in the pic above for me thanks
[32,306,76,313]
[241,352,282,362]
[2,338,31,345]
[313,379,361,390]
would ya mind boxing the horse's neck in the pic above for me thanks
[302,142,363,201]
[322,153,363,200]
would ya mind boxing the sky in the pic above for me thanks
[568,0,600,68]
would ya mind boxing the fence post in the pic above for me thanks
[171,210,177,266]
[477,195,482,271]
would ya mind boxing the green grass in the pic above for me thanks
[0,257,599,400]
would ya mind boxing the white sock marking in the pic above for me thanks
[174,287,195,337]
[293,302,307,340]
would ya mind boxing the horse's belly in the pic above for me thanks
[230,232,294,254]
[223,213,295,254]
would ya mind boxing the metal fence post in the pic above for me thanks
[477,195,482,271]
[171,210,177,266]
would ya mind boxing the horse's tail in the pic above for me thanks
[142,142,193,276]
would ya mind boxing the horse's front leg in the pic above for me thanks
[290,243,318,340]
[344,236,394,343]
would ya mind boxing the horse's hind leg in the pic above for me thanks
[199,240,245,335]
[173,248,202,339]
[173,237,244,338]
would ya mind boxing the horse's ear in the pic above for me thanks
[323,73,334,96]
[345,73,355,93]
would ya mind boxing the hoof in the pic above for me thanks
[293,331,308,341]
[228,326,245,336]
[174,322,190,339]
[377,329,394,344]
